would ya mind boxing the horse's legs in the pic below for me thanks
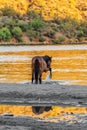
[39,73,42,84]
[35,78,38,84]
[32,75,34,84]
[32,71,34,84]
[35,72,38,84]
[39,77,41,84]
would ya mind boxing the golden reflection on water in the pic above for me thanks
[0,105,87,123]
[0,49,87,85]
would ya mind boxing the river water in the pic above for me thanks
[0,45,87,85]
[0,105,87,124]
[0,45,87,124]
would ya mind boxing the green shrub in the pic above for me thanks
[0,27,12,41]
[44,30,55,38]
[17,20,28,32]
[12,27,22,38]
[5,19,17,29]
[52,36,65,44]
[52,27,58,31]
[17,37,24,42]
[77,22,87,37]
[39,36,45,42]
[52,39,60,44]
[59,18,79,38]
[60,19,87,39]
[27,30,37,38]
[77,30,84,37]
[29,19,44,31]
[58,36,65,42]
[29,37,33,41]
[0,22,3,28]
[27,30,43,41]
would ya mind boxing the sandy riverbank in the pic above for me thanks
[0,114,87,130]
[0,81,87,106]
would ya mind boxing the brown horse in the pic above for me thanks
[31,55,52,84]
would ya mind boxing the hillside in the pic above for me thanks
[0,0,87,44]
[0,0,87,21]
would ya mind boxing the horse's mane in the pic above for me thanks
[42,55,52,64]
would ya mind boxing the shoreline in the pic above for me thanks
[0,44,87,53]
[0,42,87,46]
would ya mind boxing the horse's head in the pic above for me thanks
[47,56,52,68]
[43,55,52,79]
[46,55,52,79]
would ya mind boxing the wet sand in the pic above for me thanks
[0,114,87,130]
[0,82,87,106]
[0,76,87,129]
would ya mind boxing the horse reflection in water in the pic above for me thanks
[31,55,52,84]
[32,106,52,114]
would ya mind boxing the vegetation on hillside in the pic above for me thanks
[0,0,87,44]
[0,0,87,21]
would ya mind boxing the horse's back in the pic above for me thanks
[32,56,43,65]
[32,56,43,68]
[32,56,47,72]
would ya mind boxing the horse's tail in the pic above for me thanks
[34,59,40,83]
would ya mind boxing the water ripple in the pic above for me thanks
[0,55,31,62]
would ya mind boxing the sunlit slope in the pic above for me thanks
[0,0,87,21]
[0,0,29,14]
